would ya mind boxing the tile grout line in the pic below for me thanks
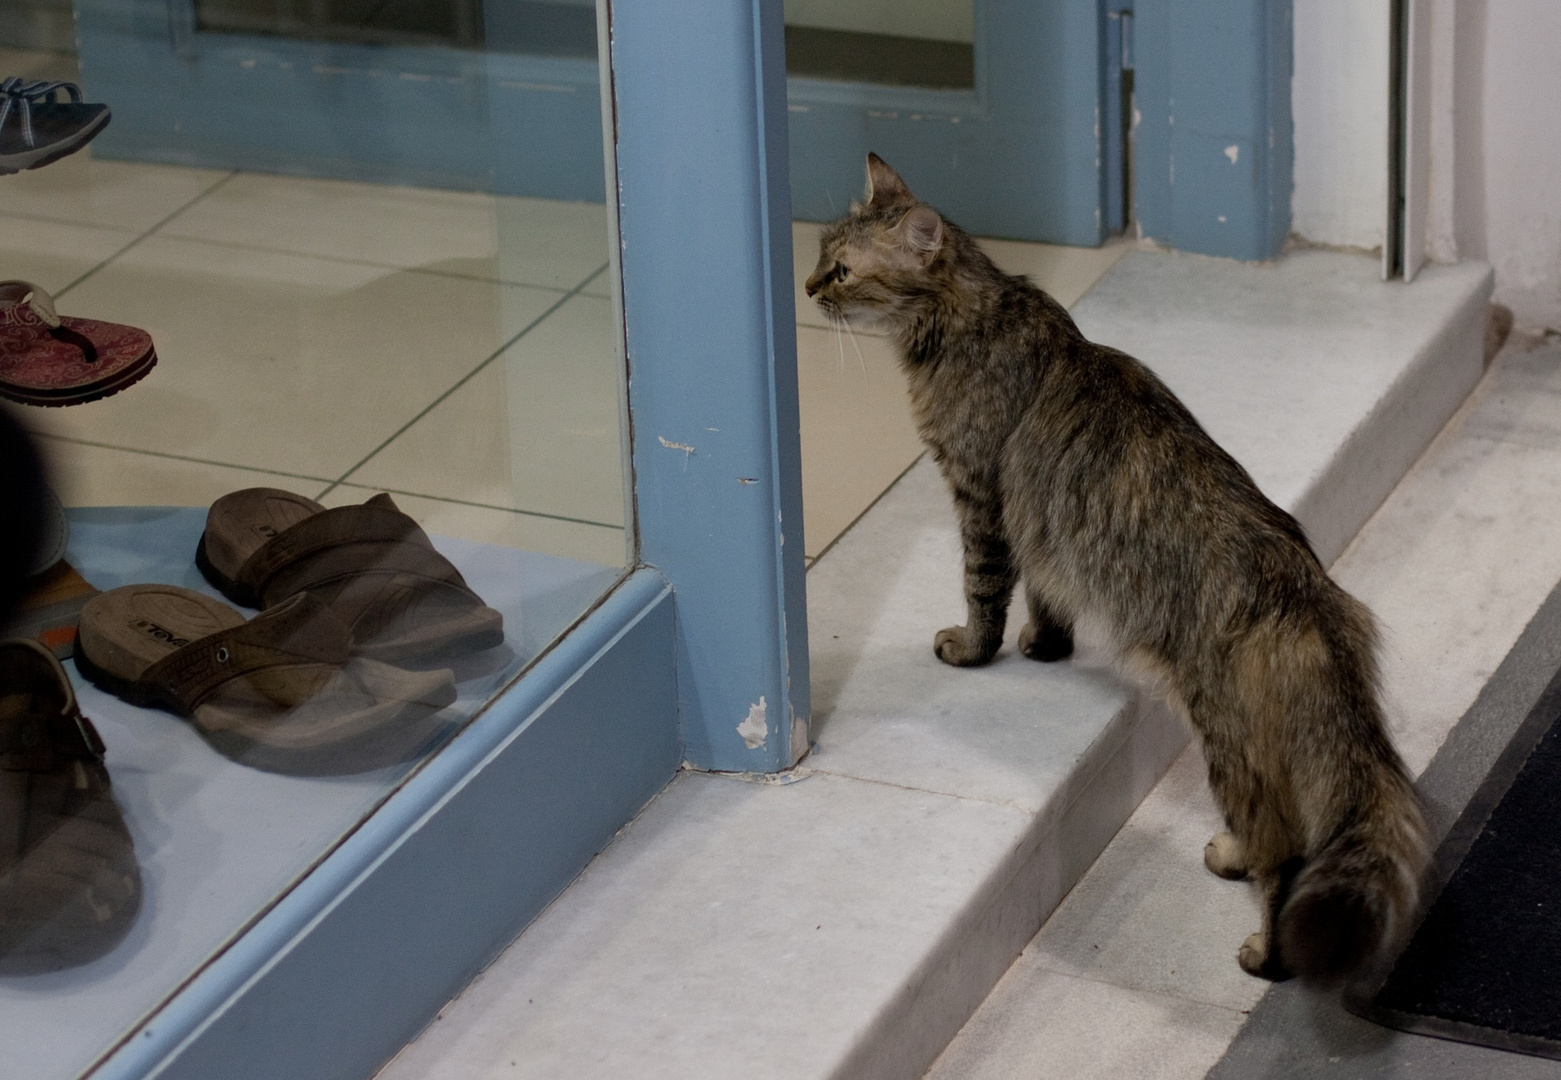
[132,230,605,294]
[31,432,337,486]
[51,169,241,300]
[805,450,926,569]
[0,207,142,235]
[331,486,624,531]
[315,260,610,501]
[801,765,1035,814]
[34,434,625,530]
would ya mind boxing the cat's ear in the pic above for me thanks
[897,205,945,264]
[864,153,914,208]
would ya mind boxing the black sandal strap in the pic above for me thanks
[49,324,98,364]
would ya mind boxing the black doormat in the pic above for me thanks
[1350,662,1561,1059]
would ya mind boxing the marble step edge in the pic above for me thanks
[831,695,1190,1080]
[1297,262,1497,565]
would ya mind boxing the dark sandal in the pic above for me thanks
[0,78,111,175]
[0,281,156,407]
[76,585,458,775]
[196,488,504,664]
[0,638,140,973]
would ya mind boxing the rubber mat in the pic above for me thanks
[1353,662,1561,1059]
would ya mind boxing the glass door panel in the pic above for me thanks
[3,2,628,1074]
[784,0,973,88]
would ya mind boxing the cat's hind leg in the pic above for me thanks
[1194,720,1260,885]
[1188,701,1295,978]
[1018,585,1074,662]
[1238,859,1302,981]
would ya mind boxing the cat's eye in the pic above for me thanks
[835,263,850,280]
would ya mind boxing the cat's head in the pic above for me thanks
[804,154,946,327]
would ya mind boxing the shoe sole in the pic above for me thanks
[0,345,157,407]
[0,109,111,176]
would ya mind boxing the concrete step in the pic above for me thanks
[374,249,1493,1080]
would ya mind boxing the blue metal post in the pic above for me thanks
[609,0,810,772]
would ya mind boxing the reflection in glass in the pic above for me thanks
[783,0,974,89]
[195,0,598,56]
[0,0,623,1071]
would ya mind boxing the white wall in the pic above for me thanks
[1293,0,1561,329]
[1290,1,1390,252]
[783,0,973,44]
[1474,0,1561,329]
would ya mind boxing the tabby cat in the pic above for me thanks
[805,154,1427,984]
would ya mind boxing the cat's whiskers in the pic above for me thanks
[843,320,869,377]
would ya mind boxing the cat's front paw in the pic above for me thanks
[934,625,1000,667]
[1204,832,1248,880]
[1018,621,1074,662]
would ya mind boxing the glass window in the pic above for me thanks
[0,3,626,1074]
[194,0,599,58]
[783,0,973,88]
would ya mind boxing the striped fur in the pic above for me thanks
[805,155,1427,984]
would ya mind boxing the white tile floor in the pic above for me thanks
[1,149,633,567]
[924,328,1561,1079]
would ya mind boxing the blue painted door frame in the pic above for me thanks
[1132,0,1293,260]
[612,0,811,775]
[1103,1,1133,235]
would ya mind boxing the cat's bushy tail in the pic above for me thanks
[1278,773,1427,985]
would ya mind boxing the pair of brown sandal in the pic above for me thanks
[75,489,505,776]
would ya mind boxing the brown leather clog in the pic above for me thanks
[197,488,504,664]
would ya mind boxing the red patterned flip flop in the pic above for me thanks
[0,280,156,407]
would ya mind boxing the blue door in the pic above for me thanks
[782,0,1112,245]
[74,0,1113,245]
[74,0,608,201]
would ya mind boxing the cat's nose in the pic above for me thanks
[804,274,822,297]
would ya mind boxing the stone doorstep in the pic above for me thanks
[375,250,1494,1080]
